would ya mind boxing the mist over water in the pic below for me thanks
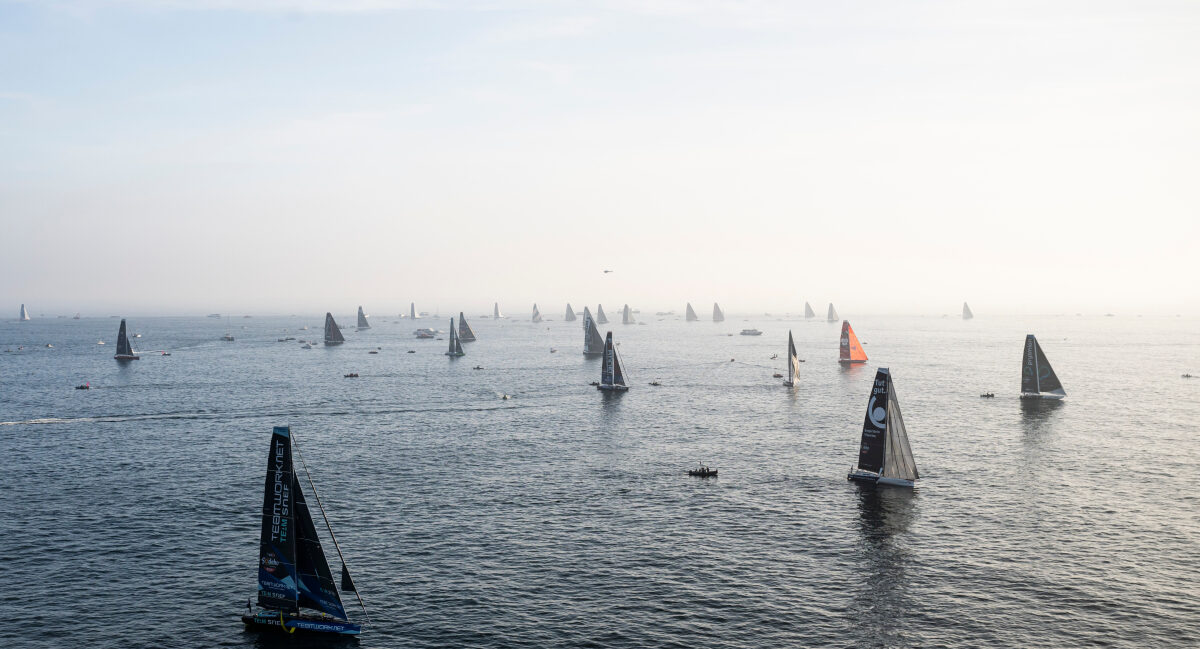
[1,314,1198,648]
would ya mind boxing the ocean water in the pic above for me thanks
[1,312,1198,648]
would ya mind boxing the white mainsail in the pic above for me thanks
[19,304,30,321]
[532,304,543,323]
[804,302,816,319]
[494,302,503,319]
[410,303,418,320]
[621,304,634,325]
[962,302,974,320]
[596,305,608,324]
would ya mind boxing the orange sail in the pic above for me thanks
[839,320,868,363]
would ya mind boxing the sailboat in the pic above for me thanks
[357,307,370,329]
[596,304,609,324]
[784,330,800,386]
[564,304,577,322]
[621,304,634,325]
[19,304,30,321]
[712,303,725,323]
[494,302,503,319]
[445,319,465,356]
[458,312,476,342]
[685,303,698,322]
[1020,335,1066,399]
[839,320,867,364]
[582,307,605,356]
[409,303,418,320]
[847,368,919,487]
[962,302,974,320]
[598,331,628,391]
[532,304,543,323]
[324,313,345,346]
[804,302,816,319]
[242,426,367,635]
[113,319,139,360]
[827,303,839,322]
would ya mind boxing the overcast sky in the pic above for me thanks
[2,0,1197,316]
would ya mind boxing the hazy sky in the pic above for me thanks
[2,0,1197,316]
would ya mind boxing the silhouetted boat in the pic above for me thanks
[839,320,867,364]
[564,304,576,322]
[582,307,604,356]
[597,332,628,391]
[622,304,634,325]
[445,319,465,357]
[1020,335,1066,399]
[847,368,919,487]
[685,303,698,322]
[357,306,370,329]
[827,303,838,322]
[458,313,476,342]
[804,302,816,319]
[114,319,139,360]
[532,304,543,323]
[712,302,724,323]
[596,304,609,324]
[324,313,345,346]
[962,302,974,320]
[241,426,367,635]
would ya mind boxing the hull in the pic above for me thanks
[241,612,361,635]
[838,359,867,364]
[445,352,464,357]
[597,384,628,392]
[1020,392,1066,400]
[113,355,140,360]
[324,341,344,346]
[847,469,915,488]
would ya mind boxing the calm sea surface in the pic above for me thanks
[1,312,1198,648]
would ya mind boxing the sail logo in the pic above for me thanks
[271,443,290,544]
[867,396,886,429]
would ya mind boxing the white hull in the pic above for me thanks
[848,469,915,488]
[1020,392,1066,400]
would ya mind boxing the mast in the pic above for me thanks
[291,430,369,622]
[357,306,370,329]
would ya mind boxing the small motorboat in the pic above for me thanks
[501,394,511,400]
[46,343,53,348]
[75,383,90,390]
[772,373,783,378]
[301,343,313,349]
[730,358,735,362]
[472,365,483,370]
[550,348,557,353]
[1184,374,1194,379]
[368,350,379,354]
[344,373,359,378]
[649,381,661,386]
[222,334,235,341]
[770,353,778,359]
[688,466,718,478]
[589,381,599,386]
[980,393,995,398]
[97,341,105,345]
[740,329,762,336]
[161,352,170,356]
[407,350,416,354]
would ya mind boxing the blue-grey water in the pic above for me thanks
[1,312,1198,648]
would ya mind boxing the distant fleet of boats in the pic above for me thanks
[9,300,1086,636]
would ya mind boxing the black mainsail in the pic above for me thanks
[849,368,918,486]
[254,426,364,631]
[685,303,698,322]
[114,318,138,360]
[582,307,604,356]
[458,312,476,342]
[1021,334,1066,398]
[564,304,577,322]
[357,307,370,329]
[785,330,800,386]
[446,319,464,356]
[598,331,628,390]
[324,313,345,346]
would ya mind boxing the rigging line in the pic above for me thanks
[291,430,371,624]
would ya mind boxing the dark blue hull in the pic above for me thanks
[242,612,361,635]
